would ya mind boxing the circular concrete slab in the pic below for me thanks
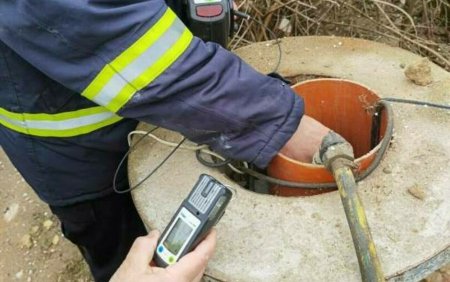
[129,36,450,281]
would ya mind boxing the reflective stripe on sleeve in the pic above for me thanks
[0,106,123,137]
[82,8,193,112]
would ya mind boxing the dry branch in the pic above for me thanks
[231,0,450,70]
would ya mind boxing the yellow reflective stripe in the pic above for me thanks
[82,8,177,100]
[107,83,136,113]
[0,107,123,137]
[111,9,177,72]
[82,8,193,113]
[0,107,25,121]
[107,29,193,112]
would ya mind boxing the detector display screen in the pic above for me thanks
[163,218,193,255]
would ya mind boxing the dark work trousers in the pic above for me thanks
[49,192,147,282]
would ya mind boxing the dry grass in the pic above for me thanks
[231,0,450,71]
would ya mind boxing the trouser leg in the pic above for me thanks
[49,192,147,282]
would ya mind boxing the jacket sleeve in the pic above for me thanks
[0,0,304,168]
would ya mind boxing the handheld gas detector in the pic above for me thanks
[154,174,232,267]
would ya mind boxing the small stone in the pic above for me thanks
[400,63,406,68]
[15,270,24,279]
[52,235,60,245]
[43,219,53,230]
[27,277,31,282]
[404,59,433,86]
[408,184,426,200]
[3,203,19,222]
[20,234,33,249]
[30,226,40,235]
[382,167,392,174]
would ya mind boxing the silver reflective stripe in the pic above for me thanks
[0,111,117,131]
[92,18,186,106]
[24,111,117,130]
[0,106,123,137]
[93,76,129,107]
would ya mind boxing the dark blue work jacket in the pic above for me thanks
[0,0,303,206]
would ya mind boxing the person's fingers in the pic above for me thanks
[125,230,160,271]
[167,229,217,281]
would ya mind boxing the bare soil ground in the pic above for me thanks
[0,149,92,282]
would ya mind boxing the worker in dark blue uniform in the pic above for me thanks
[0,1,330,281]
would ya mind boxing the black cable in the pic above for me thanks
[113,127,186,194]
[120,98,441,191]
[195,97,448,189]
[233,10,282,74]
[196,100,395,189]
[381,97,450,110]
[240,166,337,189]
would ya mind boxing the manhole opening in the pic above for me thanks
[223,78,389,197]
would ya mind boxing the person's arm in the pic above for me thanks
[0,0,321,167]
[110,230,217,282]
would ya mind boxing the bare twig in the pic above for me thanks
[372,0,418,36]
[343,1,450,68]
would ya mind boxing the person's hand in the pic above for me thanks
[110,229,217,282]
[279,115,330,163]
